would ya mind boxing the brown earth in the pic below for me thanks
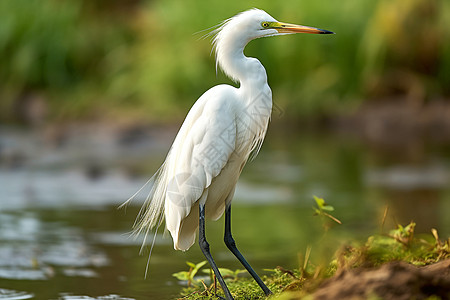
[311,259,450,300]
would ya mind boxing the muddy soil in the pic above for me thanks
[312,259,450,300]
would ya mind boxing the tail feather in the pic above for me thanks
[119,157,169,274]
[132,160,168,238]
[119,158,167,252]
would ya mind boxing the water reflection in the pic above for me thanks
[383,189,441,232]
[0,211,108,281]
[0,288,34,300]
[365,164,450,232]
[58,294,135,300]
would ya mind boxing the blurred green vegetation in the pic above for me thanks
[1,0,449,124]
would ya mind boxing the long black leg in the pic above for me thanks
[199,204,233,300]
[224,205,272,296]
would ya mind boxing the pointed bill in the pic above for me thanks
[274,22,334,34]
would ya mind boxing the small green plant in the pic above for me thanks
[431,228,450,261]
[172,261,207,287]
[338,222,450,267]
[312,196,342,226]
[390,222,416,246]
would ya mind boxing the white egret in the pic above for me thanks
[125,8,333,299]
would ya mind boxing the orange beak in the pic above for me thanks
[274,22,334,34]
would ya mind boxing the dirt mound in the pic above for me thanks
[312,259,450,300]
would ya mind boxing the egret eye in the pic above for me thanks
[261,22,270,28]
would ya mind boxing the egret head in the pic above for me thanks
[211,8,334,81]
[213,8,334,48]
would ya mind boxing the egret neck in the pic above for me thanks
[215,31,270,94]
[214,29,273,158]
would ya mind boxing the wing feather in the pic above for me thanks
[164,86,238,246]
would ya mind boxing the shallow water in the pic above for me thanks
[0,126,449,299]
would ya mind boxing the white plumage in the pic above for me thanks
[124,9,333,298]
[130,9,277,250]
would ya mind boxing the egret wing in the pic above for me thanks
[165,89,237,211]
[164,87,239,249]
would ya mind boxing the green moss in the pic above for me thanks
[179,268,304,299]
[340,222,450,268]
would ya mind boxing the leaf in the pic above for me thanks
[218,268,235,277]
[321,205,335,212]
[193,261,207,271]
[313,196,325,208]
[190,260,207,278]
[172,271,189,281]
[263,268,277,273]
